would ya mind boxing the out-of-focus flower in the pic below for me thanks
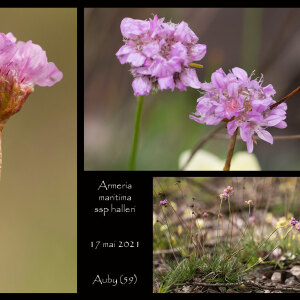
[184,207,193,218]
[224,186,234,196]
[249,216,255,223]
[258,257,264,263]
[177,225,183,235]
[219,193,227,201]
[0,32,62,125]
[296,222,300,232]
[160,199,168,206]
[202,212,208,218]
[265,212,273,223]
[160,224,168,231]
[116,15,206,95]
[245,200,253,206]
[171,236,176,244]
[153,213,157,226]
[218,213,223,219]
[276,216,289,228]
[189,67,287,153]
[178,149,261,171]
[195,218,204,229]
[169,201,177,211]
[289,217,298,229]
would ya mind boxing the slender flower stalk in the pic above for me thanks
[244,226,292,273]
[130,95,144,170]
[161,205,179,265]
[223,129,238,171]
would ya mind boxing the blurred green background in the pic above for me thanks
[0,8,76,292]
[85,8,300,170]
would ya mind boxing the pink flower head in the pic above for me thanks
[249,216,255,223]
[160,199,168,206]
[218,213,223,219]
[0,32,62,124]
[224,186,234,196]
[202,212,208,218]
[116,15,206,96]
[189,67,287,153]
[290,217,298,229]
[219,193,227,201]
[245,200,253,206]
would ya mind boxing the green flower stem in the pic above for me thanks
[129,95,144,170]
[215,200,223,253]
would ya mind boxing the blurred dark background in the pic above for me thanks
[85,8,300,170]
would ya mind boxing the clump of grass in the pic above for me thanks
[154,180,299,293]
[156,256,200,293]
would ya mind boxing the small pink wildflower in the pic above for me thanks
[189,67,287,153]
[224,186,234,196]
[160,199,168,206]
[116,15,206,96]
[245,200,253,206]
[218,213,223,218]
[219,193,227,201]
[202,212,208,218]
[289,217,298,229]
[249,216,255,223]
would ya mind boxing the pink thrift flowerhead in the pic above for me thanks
[249,216,255,223]
[219,193,227,201]
[218,213,223,219]
[224,186,234,196]
[245,200,253,206]
[160,199,168,207]
[189,67,287,153]
[289,217,298,229]
[202,212,208,218]
[116,15,206,96]
[0,32,62,126]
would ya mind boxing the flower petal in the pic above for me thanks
[132,76,152,96]
[256,129,273,144]
[180,68,201,89]
[158,76,175,91]
[189,44,206,61]
[232,67,248,81]
[126,52,146,67]
[174,21,198,44]
[120,17,149,39]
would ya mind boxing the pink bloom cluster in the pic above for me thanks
[219,193,227,201]
[189,67,287,153]
[290,217,300,232]
[244,200,253,206]
[0,33,62,122]
[116,15,206,96]
[160,199,168,206]
[249,216,255,223]
[224,186,234,196]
